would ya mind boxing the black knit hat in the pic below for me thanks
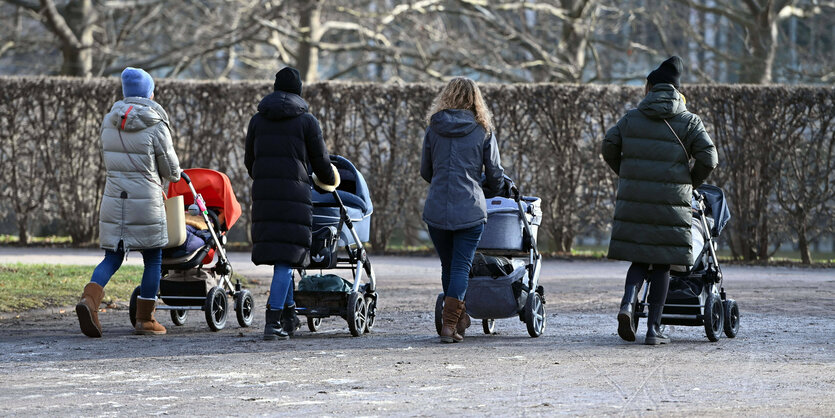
[647,56,683,88]
[274,67,302,95]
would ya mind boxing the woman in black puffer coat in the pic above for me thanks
[244,67,339,341]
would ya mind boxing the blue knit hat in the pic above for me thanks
[121,67,155,98]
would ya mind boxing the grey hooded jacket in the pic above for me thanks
[601,84,718,265]
[98,97,181,251]
[421,109,505,230]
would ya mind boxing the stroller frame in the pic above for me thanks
[128,171,254,332]
[435,188,545,338]
[631,189,740,341]
[294,190,378,337]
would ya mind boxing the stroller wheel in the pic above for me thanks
[307,317,322,332]
[703,293,724,342]
[630,292,642,333]
[524,292,546,338]
[482,319,496,335]
[170,309,187,326]
[204,286,228,332]
[128,286,141,327]
[347,291,367,337]
[723,299,740,338]
[364,293,377,333]
[235,289,254,328]
[434,293,445,336]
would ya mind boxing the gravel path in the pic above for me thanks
[1,248,833,416]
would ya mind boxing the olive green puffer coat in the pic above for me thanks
[601,84,718,265]
[98,97,181,251]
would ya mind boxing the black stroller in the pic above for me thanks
[292,155,378,337]
[434,182,546,338]
[626,184,739,342]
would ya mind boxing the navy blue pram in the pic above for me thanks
[292,155,377,337]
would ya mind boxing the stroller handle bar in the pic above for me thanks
[179,171,191,184]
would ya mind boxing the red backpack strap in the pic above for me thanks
[120,105,134,130]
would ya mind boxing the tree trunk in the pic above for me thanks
[41,0,95,77]
[737,1,784,84]
[559,0,593,82]
[738,22,777,83]
[16,217,28,245]
[61,0,93,77]
[797,224,811,264]
[297,0,322,84]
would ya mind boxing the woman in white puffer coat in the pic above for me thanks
[76,67,181,338]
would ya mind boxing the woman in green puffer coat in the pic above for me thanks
[601,56,718,346]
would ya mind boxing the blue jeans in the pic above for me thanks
[268,264,295,309]
[427,224,485,301]
[90,247,162,299]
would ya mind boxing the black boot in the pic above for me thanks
[645,304,670,345]
[264,308,289,341]
[617,285,639,342]
[281,305,300,336]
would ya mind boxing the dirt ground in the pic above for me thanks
[1,249,833,416]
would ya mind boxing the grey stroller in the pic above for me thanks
[626,184,739,342]
[434,183,545,338]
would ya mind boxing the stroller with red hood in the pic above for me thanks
[128,168,252,331]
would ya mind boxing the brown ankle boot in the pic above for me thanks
[440,296,464,343]
[76,282,104,338]
[134,297,167,335]
[456,301,471,335]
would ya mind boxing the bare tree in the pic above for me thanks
[775,90,835,263]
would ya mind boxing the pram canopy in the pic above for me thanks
[168,168,242,230]
[311,155,373,218]
[696,184,730,237]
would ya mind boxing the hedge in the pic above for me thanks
[1,76,832,260]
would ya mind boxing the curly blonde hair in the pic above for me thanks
[427,77,493,132]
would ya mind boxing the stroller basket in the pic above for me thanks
[466,266,528,319]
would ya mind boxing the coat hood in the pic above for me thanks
[106,97,169,132]
[429,109,480,138]
[638,84,687,119]
[257,90,308,121]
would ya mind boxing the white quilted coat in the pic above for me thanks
[98,97,180,251]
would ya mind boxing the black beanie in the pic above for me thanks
[647,56,683,88]
[274,67,302,95]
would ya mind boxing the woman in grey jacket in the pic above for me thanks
[421,77,505,343]
[76,67,181,338]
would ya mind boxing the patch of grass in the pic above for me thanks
[0,264,144,312]
[0,235,73,244]
[0,264,250,313]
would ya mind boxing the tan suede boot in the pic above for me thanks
[456,301,471,335]
[440,296,464,343]
[76,282,104,338]
[134,297,167,335]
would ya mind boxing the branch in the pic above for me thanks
[2,0,38,11]
[38,0,81,50]
[102,0,166,8]
[669,0,754,27]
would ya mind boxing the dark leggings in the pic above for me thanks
[624,262,670,305]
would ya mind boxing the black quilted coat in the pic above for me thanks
[244,91,335,266]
